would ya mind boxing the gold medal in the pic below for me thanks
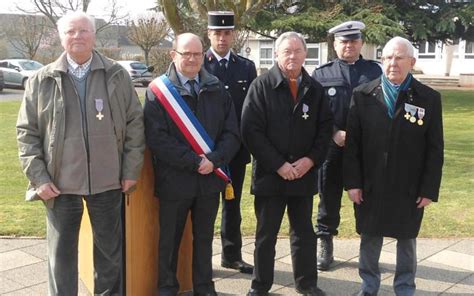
[410,116,416,123]
[417,119,423,126]
[404,112,411,120]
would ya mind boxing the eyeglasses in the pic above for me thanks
[174,50,204,59]
[64,29,92,37]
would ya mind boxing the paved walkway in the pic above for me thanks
[0,237,472,295]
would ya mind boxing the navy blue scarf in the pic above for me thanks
[381,73,412,118]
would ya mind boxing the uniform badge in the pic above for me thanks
[328,87,336,96]
[302,104,309,120]
[95,98,104,120]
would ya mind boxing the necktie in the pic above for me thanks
[188,79,198,99]
[289,78,298,102]
[217,59,227,79]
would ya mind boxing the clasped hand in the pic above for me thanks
[277,157,314,181]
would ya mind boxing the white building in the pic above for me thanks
[240,33,474,77]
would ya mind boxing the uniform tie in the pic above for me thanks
[217,58,227,79]
[289,78,298,102]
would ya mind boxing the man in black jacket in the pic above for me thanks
[204,11,257,274]
[144,33,240,296]
[344,36,443,296]
[311,21,382,270]
[242,32,333,296]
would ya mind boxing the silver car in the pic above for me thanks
[117,60,154,87]
[0,59,44,89]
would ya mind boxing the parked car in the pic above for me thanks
[0,69,4,92]
[0,59,44,89]
[117,60,154,87]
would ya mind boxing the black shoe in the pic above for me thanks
[221,259,254,274]
[317,235,334,271]
[246,288,268,296]
[296,286,327,296]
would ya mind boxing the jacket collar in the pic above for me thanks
[206,49,238,64]
[267,64,313,90]
[166,62,221,90]
[47,50,115,77]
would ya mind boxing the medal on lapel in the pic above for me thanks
[302,103,309,120]
[417,107,425,126]
[95,98,104,120]
[404,103,417,123]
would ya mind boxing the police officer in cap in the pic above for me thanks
[312,20,382,271]
[204,10,257,274]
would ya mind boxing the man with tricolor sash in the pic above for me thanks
[144,33,239,296]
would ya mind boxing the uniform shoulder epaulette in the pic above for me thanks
[232,52,255,65]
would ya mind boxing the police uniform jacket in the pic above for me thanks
[312,57,381,131]
[343,77,444,239]
[241,65,333,196]
[204,50,257,164]
[144,63,240,200]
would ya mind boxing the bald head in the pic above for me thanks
[171,33,204,78]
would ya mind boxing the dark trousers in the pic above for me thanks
[46,189,123,296]
[359,234,417,296]
[158,193,219,296]
[316,143,343,235]
[220,159,246,262]
[251,194,318,292]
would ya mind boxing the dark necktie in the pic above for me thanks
[217,59,227,79]
[188,79,198,99]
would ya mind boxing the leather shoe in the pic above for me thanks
[246,288,268,296]
[221,259,253,274]
[296,286,327,296]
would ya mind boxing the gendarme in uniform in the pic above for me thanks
[204,11,257,274]
[311,20,382,271]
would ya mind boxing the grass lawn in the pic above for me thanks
[0,89,473,238]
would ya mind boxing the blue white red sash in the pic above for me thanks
[149,74,231,184]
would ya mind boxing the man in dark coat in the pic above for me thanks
[144,33,240,296]
[311,20,382,270]
[344,36,444,296]
[204,11,257,274]
[242,32,333,296]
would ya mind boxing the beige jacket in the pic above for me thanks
[16,50,145,207]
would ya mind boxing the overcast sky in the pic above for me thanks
[0,0,158,18]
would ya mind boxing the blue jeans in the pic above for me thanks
[46,189,123,296]
[359,234,416,296]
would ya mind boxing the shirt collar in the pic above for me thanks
[210,47,231,62]
[66,54,93,71]
[176,71,199,86]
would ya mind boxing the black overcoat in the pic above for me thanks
[343,77,444,238]
[241,65,333,196]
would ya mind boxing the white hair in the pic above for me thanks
[57,11,96,40]
[275,31,307,51]
[382,36,415,58]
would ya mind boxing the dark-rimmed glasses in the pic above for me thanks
[174,50,204,59]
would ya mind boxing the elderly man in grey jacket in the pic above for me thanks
[16,11,145,295]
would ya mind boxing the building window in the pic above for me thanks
[418,41,436,59]
[259,40,274,67]
[465,41,474,59]
[305,44,320,66]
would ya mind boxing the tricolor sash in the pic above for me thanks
[149,74,234,199]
